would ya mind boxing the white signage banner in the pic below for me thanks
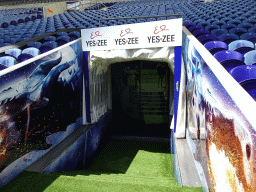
[81,18,182,51]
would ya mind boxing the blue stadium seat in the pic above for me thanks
[44,36,57,42]
[17,53,34,63]
[183,21,196,29]
[69,31,81,38]
[27,42,42,49]
[57,32,69,37]
[244,50,256,65]
[206,18,219,25]
[5,48,22,59]
[204,41,228,55]
[212,20,226,28]
[237,23,254,31]
[1,22,9,28]
[0,56,16,68]
[211,29,228,37]
[227,19,242,26]
[42,41,57,49]
[218,33,240,45]
[220,17,232,23]
[56,35,70,45]
[197,21,211,28]
[214,50,245,72]
[236,16,247,22]
[228,40,255,56]
[39,45,53,53]
[198,34,218,45]
[18,19,24,23]
[240,33,256,44]
[22,47,40,57]
[188,25,204,33]
[221,23,237,32]
[10,20,17,26]
[193,29,210,38]
[205,24,221,33]
[247,18,256,25]
[229,65,256,100]
[248,27,256,33]
[229,27,247,37]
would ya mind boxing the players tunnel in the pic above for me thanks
[87,47,175,139]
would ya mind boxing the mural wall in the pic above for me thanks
[183,31,256,191]
[0,40,83,188]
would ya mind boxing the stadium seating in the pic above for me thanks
[228,40,255,56]
[42,41,58,49]
[244,50,256,65]
[0,56,16,68]
[22,47,40,57]
[5,48,22,59]
[27,42,42,49]
[0,0,256,102]
[214,50,246,72]
[229,65,256,83]
[17,53,34,63]
[204,41,228,55]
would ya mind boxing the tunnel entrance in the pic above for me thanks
[110,60,171,138]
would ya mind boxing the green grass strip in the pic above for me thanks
[1,139,203,192]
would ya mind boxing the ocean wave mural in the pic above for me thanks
[0,40,83,188]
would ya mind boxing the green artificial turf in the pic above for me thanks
[1,138,203,192]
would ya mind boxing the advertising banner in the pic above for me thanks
[81,18,182,51]
[0,39,83,188]
[183,27,256,191]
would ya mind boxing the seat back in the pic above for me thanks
[22,47,40,57]
[230,64,256,83]
[0,56,16,68]
[42,41,57,49]
[17,53,34,63]
[5,48,22,59]
[244,50,256,65]
[27,41,42,49]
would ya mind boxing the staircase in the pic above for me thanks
[140,91,169,124]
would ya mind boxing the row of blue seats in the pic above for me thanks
[229,64,256,100]
[0,31,81,70]
[185,22,256,44]
[0,7,43,16]
[184,22,256,65]
[0,0,254,46]
[1,14,43,28]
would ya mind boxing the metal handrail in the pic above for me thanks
[99,14,183,27]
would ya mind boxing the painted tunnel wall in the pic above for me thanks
[0,39,83,188]
[42,110,112,174]
[183,27,256,191]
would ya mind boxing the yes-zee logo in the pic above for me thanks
[148,24,175,43]
[120,28,133,37]
[86,31,108,47]
[90,31,102,39]
[115,28,138,45]
[153,25,169,34]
